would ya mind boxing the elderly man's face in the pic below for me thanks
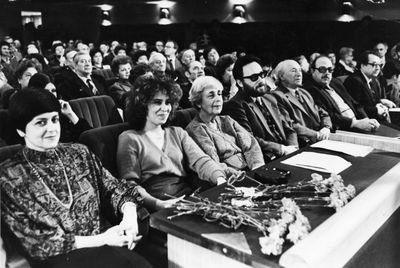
[240,61,270,97]
[280,61,302,88]
[312,57,334,86]
[181,50,195,66]
[186,61,204,82]
[374,43,387,58]
[74,54,92,76]
[151,54,167,72]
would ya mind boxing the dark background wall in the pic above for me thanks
[1,0,400,62]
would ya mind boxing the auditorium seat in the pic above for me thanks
[170,107,198,129]
[93,68,118,87]
[69,95,123,129]
[79,122,129,177]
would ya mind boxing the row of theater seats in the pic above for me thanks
[0,95,198,268]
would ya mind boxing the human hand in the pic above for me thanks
[216,176,227,185]
[376,103,389,117]
[59,56,66,66]
[101,225,134,248]
[318,127,330,140]
[155,195,185,210]
[59,100,79,124]
[380,99,396,109]
[119,202,142,249]
[0,71,7,88]
[282,145,298,155]
[352,118,380,132]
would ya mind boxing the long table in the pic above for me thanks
[150,146,400,268]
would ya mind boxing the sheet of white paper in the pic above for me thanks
[310,140,374,157]
[389,108,400,112]
[281,152,352,174]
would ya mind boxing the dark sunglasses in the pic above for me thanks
[242,70,268,82]
[315,67,334,74]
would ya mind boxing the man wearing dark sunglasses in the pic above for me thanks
[344,50,396,121]
[223,55,299,161]
[273,59,332,146]
[305,55,380,132]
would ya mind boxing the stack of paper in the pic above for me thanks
[310,140,373,157]
[281,152,352,174]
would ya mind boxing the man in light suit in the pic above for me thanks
[58,52,106,101]
[223,55,298,160]
[344,50,396,121]
[305,55,380,132]
[273,59,332,146]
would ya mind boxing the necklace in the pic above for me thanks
[23,149,74,210]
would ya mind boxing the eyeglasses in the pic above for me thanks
[315,66,334,74]
[367,63,383,68]
[242,70,268,82]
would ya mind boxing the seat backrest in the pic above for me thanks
[170,108,198,129]
[69,95,123,128]
[0,109,8,142]
[79,123,129,177]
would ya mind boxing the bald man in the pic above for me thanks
[273,59,332,146]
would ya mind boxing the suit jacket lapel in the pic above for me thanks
[261,97,285,139]
[74,73,93,96]
[248,102,275,138]
[300,90,320,122]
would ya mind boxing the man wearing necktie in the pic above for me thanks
[223,55,299,161]
[344,50,396,121]
[273,59,333,146]
[58,52,106,100]
[305,55,380,132]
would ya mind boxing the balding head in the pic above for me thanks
[149,52,167,72]
[275,59,302,89]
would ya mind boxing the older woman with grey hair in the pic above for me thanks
[186,76,265,170]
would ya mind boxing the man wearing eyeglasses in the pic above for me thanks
[344,50,396,121]
[273,59,332,146]
[223,55,299,161]
[305,55,380,132]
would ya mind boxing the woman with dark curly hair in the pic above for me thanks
[215,54,238,100]
[117,77,239,211]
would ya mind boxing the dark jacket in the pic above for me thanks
[304,78,368,130]
[343,70,386,120]
[222,89,298,157]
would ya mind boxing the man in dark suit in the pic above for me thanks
[273,59,332,146]
[344,50,396,121]
[222,55,298,160]
[58,51,106,101]
[164,40,182,73]
[305,55,380,132]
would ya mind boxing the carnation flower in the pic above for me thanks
[259,235,284,255]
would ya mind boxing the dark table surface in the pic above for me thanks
[150,147,400,267]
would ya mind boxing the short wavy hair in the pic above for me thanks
[111,55,133,75]
[189,76,223,110]
[125,76,182,130]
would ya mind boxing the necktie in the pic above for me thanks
[255,98,283,143]
[87,79,98,95]
[168,59,174,71]
[295,90,302,103]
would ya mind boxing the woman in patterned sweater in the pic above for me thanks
[0,88,150,268]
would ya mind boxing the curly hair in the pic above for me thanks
[125,76,182,130]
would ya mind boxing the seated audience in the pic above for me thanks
[215,54,237,100]
[222,55,299,160]
[109,55,134,108]
[58,52,107,100]
[273,59,332,146]
[90,48,106,70]
[344,51,396,121]
[186,76,264,170]
[1,88,151,268]
[305,55,380,132]
[117,77,239,211]
[179,60,205,109]
[203,46,220,77]
[333,47,356,77]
